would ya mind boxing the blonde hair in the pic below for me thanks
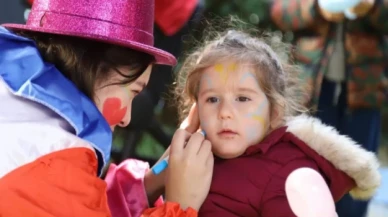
[174,21,309,124]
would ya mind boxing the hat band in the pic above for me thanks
[27,10,154,46]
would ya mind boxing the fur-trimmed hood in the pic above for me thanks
[285,115,381,200]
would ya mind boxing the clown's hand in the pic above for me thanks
[318,0,374,21]
[285,168,338,217]
[179,103,200,134]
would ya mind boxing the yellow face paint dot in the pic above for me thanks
[214,64,229,84]
[227,63,237,72]
[214,64,224,73]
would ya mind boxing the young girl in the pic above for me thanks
[174,29,381,216]
[0,0,212,216]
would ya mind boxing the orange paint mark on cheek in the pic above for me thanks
[252,115,266,126]
[102,97,127,126]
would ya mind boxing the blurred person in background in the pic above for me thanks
[270,0,388,217]
[0,0,26,24]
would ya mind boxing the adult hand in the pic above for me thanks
[179,103,200,134]
[318,4,345,22]
[165,129,214,211]
[157,103,201,164]
[318,0,375,21]
[348,0,375,18]
[319,9,345,22]
[144,103,203,205]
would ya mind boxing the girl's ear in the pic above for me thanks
[270,103,283,129]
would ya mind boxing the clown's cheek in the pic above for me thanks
[101,97,127,126]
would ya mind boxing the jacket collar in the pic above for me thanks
[243,114,380,200]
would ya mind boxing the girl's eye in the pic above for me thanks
[206,97,219,103]
[237,96,250,102]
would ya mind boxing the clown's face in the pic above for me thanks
[94,65,152,131]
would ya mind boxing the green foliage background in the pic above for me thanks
[114,0,387,164]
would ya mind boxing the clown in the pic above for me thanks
[0,0,213,216]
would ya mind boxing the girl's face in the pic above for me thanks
[94,65,152,131]
[197,62,271,159]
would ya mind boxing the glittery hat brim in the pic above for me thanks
[2,24,177,66]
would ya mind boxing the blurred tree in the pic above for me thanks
[188,0,294,46]
[204,0,274,29]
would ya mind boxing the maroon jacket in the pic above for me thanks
[199,115,380,217]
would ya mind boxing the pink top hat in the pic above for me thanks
[2,0,177,66]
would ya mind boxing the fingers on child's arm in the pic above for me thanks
[170,129,191,156]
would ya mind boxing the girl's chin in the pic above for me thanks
[213,146,246,159]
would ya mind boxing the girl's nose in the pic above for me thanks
[218,101,233,120]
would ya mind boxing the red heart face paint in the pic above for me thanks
[102,97,127,126]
